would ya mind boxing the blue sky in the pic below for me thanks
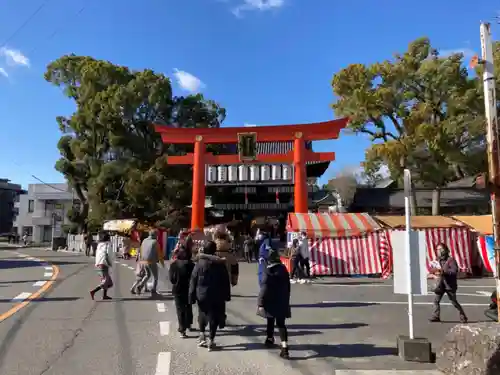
[0,0,498,189]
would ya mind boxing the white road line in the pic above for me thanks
[128,266,135,270]
[33,281,47,287]
[17,254,27,257]
[321,300,489,307]
[25,257,36,260]
[157,303,166,312]
[477,290,491,296]
[121,264,128,267]
[44,267,52,271]
[155,352,171,375]
[159,321,170,336]
[43,272,53,278]
[12,292,32,302]
[336,371,442,374]
[456,293,488,297]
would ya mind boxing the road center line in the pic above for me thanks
[155,352,171,375]
[157,303,166,312]
[44,266,52,270]
[33,281,47,287]
[159,321,170,336]
[12,292,32,302]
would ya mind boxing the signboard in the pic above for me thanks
[237,132,257,161]
[392,230,428,295]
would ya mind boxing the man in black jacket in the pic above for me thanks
[169,247,195,337]
[189,241,231,351]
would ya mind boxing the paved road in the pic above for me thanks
[1,247,491,374]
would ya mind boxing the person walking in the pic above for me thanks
[257,248,291,359]
[134,230,164,298]
[90,232,114,300]
[429,243,468,323]
[289,238,305,284]
[189,241,231,351]
[169,248,195,337]
[243,234,254,263]
[258,232,271,286]
[298,231,311,282]
[84,232,93,256]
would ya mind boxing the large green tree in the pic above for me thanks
[45,55,226,232]
[331,37,487,215]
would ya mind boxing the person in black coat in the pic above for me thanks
[189,240,231,351]
[258,249,291,359]
[169,247,195,337]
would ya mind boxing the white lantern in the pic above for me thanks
[238,165,248,181]
[271,165,281,180]
[217,166,227,182]
[249,165,260,181]
[261,165,271,181]
[282,164,292,180]
[207,166,217,182]
[228,165,238,182]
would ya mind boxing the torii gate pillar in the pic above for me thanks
[191,137,206,231]
[294,133,308,213]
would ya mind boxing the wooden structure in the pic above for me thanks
[155,119,348,231]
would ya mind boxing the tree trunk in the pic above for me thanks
[74,184,89,233]
[431,187,441,216]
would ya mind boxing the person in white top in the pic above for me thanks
[90,232,114,300]
[298,232,311,282]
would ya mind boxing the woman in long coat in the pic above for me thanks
[257,249,291,359]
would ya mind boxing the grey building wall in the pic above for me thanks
[14,183,77,243]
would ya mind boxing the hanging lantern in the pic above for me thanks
[271,165,282,180]
[261,165,271,181]
[207,166,217,182]
[276,191,280,204]
[228,165,238,182]
[249,165,260,181]
[217,166,227,182]
[238,165,248,181]
[282,164,292,180]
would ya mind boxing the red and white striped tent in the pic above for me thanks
[374,216,473,276]
[286,213,388,276]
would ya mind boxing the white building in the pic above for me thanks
[14,183,77,244]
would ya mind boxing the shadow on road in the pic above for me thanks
[0,261,41,270]
[0,296,80,303]
[314,281,388,286]
[291,302,380,308]
[221,341,396,360]
[232,294,258,299]
[0,280,45,284]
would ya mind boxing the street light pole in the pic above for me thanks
[480,22,500,321]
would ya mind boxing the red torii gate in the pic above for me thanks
[155,119,348,231]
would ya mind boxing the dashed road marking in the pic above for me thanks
[44,266,52,271]
[477,290,491,296]
[159,321,170,336]
[33,281,47,287]
[155,352,171,375]
[12,292,32,302]
[43,272,53,278]
[321,300,489,307]
[157,303,166,312]
[128,266,135,270]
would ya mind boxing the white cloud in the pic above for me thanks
[173,68,205,93]
[439,48,476,59]
[232,0,284,17]
[0,68,8,78]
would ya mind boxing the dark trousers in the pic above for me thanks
[266,317,288,342]
[290,257,304,279]
[244,251,251,263]
[198,302,222,340]
[301,257,311,278]
[432,290,467,318]
[174,296,193,332]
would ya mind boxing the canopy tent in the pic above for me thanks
[374,215,464,229]
[452,215,493,235]
[287,213,381,238]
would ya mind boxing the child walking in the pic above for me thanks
[169,247,195,337]
[90,232,114,300]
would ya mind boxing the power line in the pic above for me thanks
[30,174,69,192]
[0,0,53,49]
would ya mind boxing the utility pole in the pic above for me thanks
[480,22,500,320]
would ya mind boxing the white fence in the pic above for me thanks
[66,234,123,253]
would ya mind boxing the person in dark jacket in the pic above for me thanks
[169,248,195,337]
[289,238,304,284]
[189,240,231,351]
[429,243,468,323]
[258,249,291,359]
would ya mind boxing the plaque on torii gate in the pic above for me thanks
[154,119,348,231]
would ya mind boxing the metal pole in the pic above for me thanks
[404,169,414,339]
[480,22,500,321]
